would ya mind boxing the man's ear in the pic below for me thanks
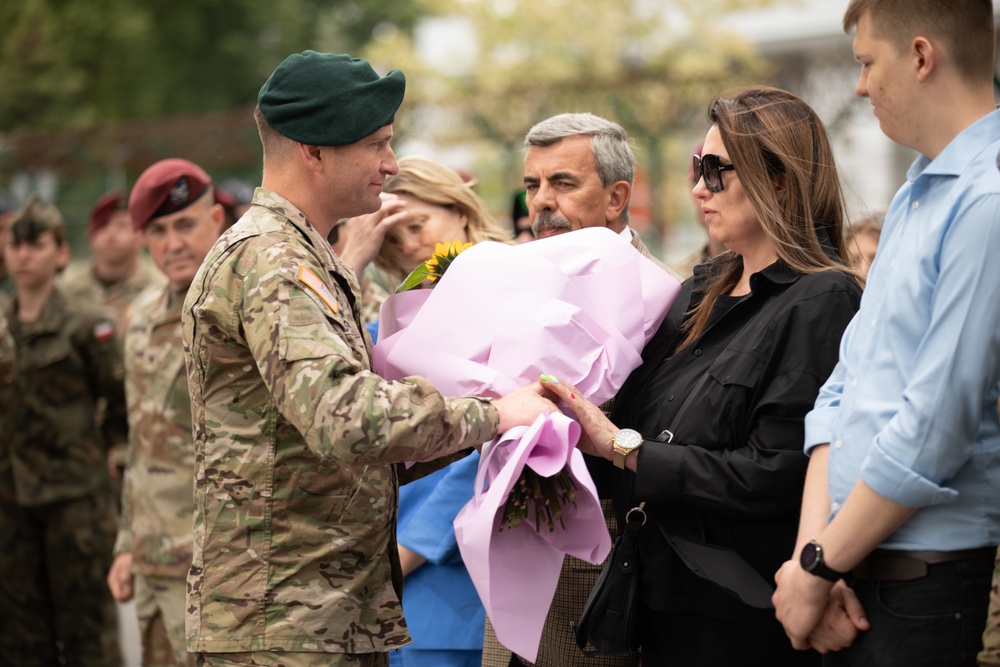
[210,203,226,234]
[912,36,936,82]
[606,181,632,226]
[296,143,325,173]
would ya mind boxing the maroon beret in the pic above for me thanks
[129,158,212,230]
[88,191,128,237]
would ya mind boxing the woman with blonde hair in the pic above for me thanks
[375,156,511,288]
[540,86,863,665]
[361,156,511,667]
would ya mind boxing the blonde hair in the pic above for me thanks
[678,86,861,352]
[375,157,511,286]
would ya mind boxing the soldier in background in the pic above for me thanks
[182,51,556,667]
[0,309,13,386]
[0,194,126,666]
[0,191,14,298]
[63,190,165,332]
[106,159,225,667]
[65,190,166,482]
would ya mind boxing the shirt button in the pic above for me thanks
[851,380,858,388]
[831,502,841,511]
[870,319,876,328]
[912,201,920,210]
[834,440,842,449]
[667,395,674,402]
[694,349,703,357]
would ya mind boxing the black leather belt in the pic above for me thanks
[852,547,996,582]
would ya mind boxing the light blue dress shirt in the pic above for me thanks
[806,109,1000,551]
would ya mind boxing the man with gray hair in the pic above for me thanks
[484,112,672,667]
[523,112,643,244]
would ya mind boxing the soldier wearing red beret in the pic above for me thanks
[107,157,224,667]
[63,190,165,336]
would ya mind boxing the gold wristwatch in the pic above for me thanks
[612,428,643,469]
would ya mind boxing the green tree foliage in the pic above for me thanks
[363,0,778,236]
[0,0,428,132]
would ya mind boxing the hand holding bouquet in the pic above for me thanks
[372,227,679,661]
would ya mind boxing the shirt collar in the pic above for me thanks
[907,108,1000,181]
[691,254,801,301]
[250,187,339,266]
[13,288,67,336]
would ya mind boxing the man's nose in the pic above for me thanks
[532,183,555,212]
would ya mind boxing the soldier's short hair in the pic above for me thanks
[9,194,65,246]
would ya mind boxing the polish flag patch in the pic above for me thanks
[93,321,116,342]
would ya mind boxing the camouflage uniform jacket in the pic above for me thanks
[63,259,165,334]
[181,188,499,655]
[0,307,14,386]
[1,288,127,506]
[114,287,194,578]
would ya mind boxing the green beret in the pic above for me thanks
[258,51,405,147]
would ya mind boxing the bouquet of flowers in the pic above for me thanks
[395,240,474,293]
[395,240,580,534]
[372,227,679,661]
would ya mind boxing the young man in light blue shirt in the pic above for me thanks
[773,1,1000,665]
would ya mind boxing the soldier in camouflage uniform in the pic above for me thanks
[63,190,166,333]
[182,51,556,667]
[0,309,13,386]
[0,194,126,666]
[106,159,226,667]
[0,193,14,297]
[64,191,166,483]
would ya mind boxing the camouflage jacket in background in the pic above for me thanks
[1,288,126,506]
[63,259,165,335]
[0,306,13,386]
[181,188,499,655]
[115,287,194,579]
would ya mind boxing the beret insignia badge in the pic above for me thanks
[169,177,190,206]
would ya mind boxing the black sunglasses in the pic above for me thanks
[692,153,736,193]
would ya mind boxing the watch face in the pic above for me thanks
[614,429,643,451]
[800,542,820,571]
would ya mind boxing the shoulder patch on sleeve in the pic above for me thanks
[93,320,116,342]
[297,265,339,314]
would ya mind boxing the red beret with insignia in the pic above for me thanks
[129,158,212,231]
[88,191,128,237]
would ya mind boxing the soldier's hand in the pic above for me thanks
[107,552,134,602]
[494,381,559,433]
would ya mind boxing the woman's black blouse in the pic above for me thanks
[595,257,862,622]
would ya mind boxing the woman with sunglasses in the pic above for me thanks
[540,86,863,665]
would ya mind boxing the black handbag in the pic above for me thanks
[571,502,646,656]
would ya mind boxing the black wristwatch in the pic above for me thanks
[799,540,849,583]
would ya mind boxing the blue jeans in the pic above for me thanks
[824,555,993,667]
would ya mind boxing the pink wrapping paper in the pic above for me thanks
[371,227,680,661]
